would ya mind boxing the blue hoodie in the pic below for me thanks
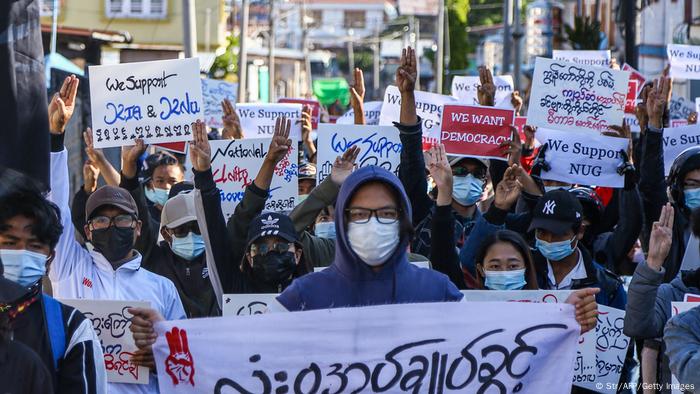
[277,166,463,311]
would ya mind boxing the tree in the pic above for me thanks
[564,16,603,50]
[447,0,470,72]
[210,34,239,80]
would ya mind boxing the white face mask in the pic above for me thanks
[347,219,400,267]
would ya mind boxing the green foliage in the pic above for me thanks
[447,0,470,72]
[564,16,603,50]
[210,34,239,80]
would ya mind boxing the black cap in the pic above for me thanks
[528,189,583,235]
[168,181,194,199]
[247,212,298,247]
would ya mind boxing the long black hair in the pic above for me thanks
[474,230,539,290]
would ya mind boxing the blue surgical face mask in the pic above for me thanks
[298,194,309,203]
[452,174,484,206]
[684,188,700,210]
[484,269,527,290]
[170,232,205,261]
[145,187,170,207]
[536,236,577,261]
[314,222,336,239]
[0,249,47,287]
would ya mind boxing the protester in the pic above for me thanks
[0,310,53,394]
[140,150,185,221]
[664,305,700,390]
[300,105,317,163]
[297,161,317,202]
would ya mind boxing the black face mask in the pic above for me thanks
[91,227,135,264]
[251,252,296,292]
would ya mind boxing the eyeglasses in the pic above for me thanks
[249,242,292,256]
[169,222,200,238]
[90,214,136,230]
[345,208,400,224]
[452,166,487,180]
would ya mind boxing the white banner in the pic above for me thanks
[201,78,238,129]
[60,299,150,384]
[89,58,204,148]
[537,128,628,187]
[153,301,580,393]
[222,294,284,316]
[336,101,383,125]
[624,113,641,133]
[236,103,302,139]
[662,125,700,175]
[667,44,700,80]
[209,138,298,218]
[316,124,401,183]
[379,85,458,142]
[450,75,514,106]
[696,97,700,114]
[552,50,612,68]
[527,57,630,133]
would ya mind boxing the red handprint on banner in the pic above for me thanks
[164,327,195,387]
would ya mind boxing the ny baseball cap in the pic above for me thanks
[247,212,298,247]
[85,185,138,220]
[298,162,317,181]
[447,155,489,168]
[161,192,197,229]
[528,189,583,235]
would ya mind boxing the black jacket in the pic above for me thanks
[0,339,53,394]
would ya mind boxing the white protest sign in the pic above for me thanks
[670,94,696,120]
[450,75,514,106]
[379,85,458,142]
[696,97,700,113]
[336,101,383,125]
[667,44,700,80]
[552,50,612,68]
[222,293,284,316]
[537,128,628,188]
[89,58,203,148]
[209,138,297,218]
[60,299,150,384]
[527,57,630,133]
[662,125,700,175]
[200,78,238,129]
[316,124,401,183]
[624,113,641,133]
[153,301,580,393]
[670,301,700,394]
[236,103,302,139]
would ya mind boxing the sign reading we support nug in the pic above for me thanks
[89,58,203,148]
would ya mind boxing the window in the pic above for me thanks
[105,0,167,19]
[305,10,322,29]
[343,10,365,29]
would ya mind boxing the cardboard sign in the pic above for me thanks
[279,98,321,129]
[625,79,639,114]
[201,78,238,129]
[440,104,515,160]
[378,85,458,143]
[662,125,700,175]
[336,101,383,125]
[236,103,302,139]
[60,299,150,384]
[89,58,204,148]
[222,294,284,316]
[670,94,696,120]
[667,44,700,80]
[153,301,580,393]
[316,124,401,183]
[622,63,646,95]
[209,138,298,218]
[552,50,612,68]
[537,128,629,188]
[450,75,514,106]
[527,57,630,133]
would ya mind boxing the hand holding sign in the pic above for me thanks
[647,203,674,271]
[566,288,600,334]
[649,77,673,129]
[426,143,453,206]
[330,145,360,186]
[221,99,242,140]
[49,74,80,134]
[190,120,211,172]
[477,66,497,106]
[396,47,417,95]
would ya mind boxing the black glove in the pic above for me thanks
[616,149,637,190]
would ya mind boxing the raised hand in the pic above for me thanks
[164,327,195,386]
[190,120,211,172]
[301,105,313,145]
[477,66,496,106]
[523,125,537,150]
[565,288,601,334]
[511,90,523,116]
[647,203,674,271]
[636,83,651,132]
[83,129,107,165]
[83,160,100,194]
[350,68,366,107]
[121,138,147,179]
[396,47,417,94]
[49,75,80,134]
[494,165,523,210]
[648,77,672,129]
[221,99,243,139]
[689,111,698,125]
[501,127,522,166]
[606,119,633,162]
[426,144,453,206]
[330,145,360,186]
[265,116,292,165]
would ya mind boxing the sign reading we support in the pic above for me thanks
[662,125,700,175]
[222,294,282,316]
[153,301,580,393]
[316,124,401,183]
[537,128,629,188]
[60,299,150,384]
[89,58,203,148]
[279,98,321,129]
[450,75,514,106]
[440,104,515,160]
[552,50,612,68]
[209,138,297,218]
[200,78,238,129]
[527,57,630,133]
[667,44,700,80]
[236,103,302,139]
[336,101,383,125]
[379,85,458,142]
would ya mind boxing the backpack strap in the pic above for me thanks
[42,294,66,369]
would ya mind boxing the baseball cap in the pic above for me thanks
[528,189,583,236]
[447,155,489,168]
[85,185,138,220]
[161,192,197,229]
[247,212,298,247]
[298,162,317,181]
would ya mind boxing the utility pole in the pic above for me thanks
[301,0,312,95]
[624,0,637,68]
[373,29,380,99]
[502,0,513,74]
[512,0,523,91]
[50,0,58,54]
[348,37,355,75]
[268,0,276,102]
[205,8,212,52]
[415,17,420,91]
[436,0,445,93]
[238,0,249,102]
[183,0,198,58]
